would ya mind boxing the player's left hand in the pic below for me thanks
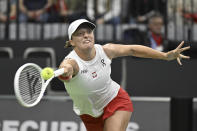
[165,41,190,65]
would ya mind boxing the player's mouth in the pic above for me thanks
[83,40,91,44]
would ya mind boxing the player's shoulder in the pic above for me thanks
[95,43,112,50]
[65,50,76,59]
[97,43,115,60]
[102,43,116,52]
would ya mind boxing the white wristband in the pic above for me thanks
[54,68,64,77]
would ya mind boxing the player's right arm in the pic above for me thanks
[58,58,79,82]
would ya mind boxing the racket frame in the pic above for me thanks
[14,63,64,107]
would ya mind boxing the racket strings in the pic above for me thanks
[19,66,42,104]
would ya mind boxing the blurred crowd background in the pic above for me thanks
[0,0,197,53]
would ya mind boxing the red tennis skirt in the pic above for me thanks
[80,87,133,131]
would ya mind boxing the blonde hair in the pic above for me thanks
[64,41,72,48]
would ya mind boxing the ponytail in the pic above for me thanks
[64,41,72,48]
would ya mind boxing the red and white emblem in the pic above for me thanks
[92,72,97,78]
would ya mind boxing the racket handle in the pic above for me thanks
[54,68,64,77]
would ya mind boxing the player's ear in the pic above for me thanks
[70,40,75,47]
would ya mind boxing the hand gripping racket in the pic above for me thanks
[14,63,64,107]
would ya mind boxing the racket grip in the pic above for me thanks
[54,68,64,77]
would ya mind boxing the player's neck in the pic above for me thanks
[75,47,96,61]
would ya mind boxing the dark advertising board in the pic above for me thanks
[0,96,170,131]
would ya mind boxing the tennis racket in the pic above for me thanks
[14,63,64,107]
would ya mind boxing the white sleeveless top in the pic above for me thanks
[64,44,120,117]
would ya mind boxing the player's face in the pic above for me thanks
[71,25,95,51]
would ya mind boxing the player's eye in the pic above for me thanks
[76,32,84,36]
[87,29,92,34]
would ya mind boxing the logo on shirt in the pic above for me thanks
[92,72,97,78]
[81,69,88,74]
[101,59,106,67]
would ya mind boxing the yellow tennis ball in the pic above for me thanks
[41,67,54,80]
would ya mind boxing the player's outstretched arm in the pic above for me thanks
[58,58,79,82]
[103,41,190,65]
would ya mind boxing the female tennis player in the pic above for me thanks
[58,19,190,131]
